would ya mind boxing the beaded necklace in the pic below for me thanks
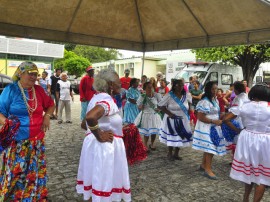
[18,81,37,117]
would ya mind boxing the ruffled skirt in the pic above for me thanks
[123,103,139,124]
[230,129,270,186]
[192,121,227,156]
[123,124,147,165]
[159,114,192,147]
[76,133,131,202]
[134,111,162,136]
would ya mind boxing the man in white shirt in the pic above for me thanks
[56,73,74,124]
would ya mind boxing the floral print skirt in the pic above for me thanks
[0,138,47,201]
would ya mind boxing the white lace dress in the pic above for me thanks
[230,101,270,186]
[76,93,131,202]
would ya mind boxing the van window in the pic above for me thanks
[221,74,233,85]
[255,76,262,83]
[205,72,218,84]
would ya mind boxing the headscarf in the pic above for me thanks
[12,61,39,81]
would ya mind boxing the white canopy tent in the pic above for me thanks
[0,0,269,52]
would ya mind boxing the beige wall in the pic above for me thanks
[92,58,166,79]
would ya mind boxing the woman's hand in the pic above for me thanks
[95,130,114,143]
[41,115,50,132]
[212,119,223,126]
[138,105,144,110]
[128,98,137,104]
[168,113,175,118]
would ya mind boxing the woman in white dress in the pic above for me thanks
[223,83,270,202]
[134,81,162,151]
[222,81,249,151]
[76,69,131,202]
[158,79,193,161]
[192,81,224,180]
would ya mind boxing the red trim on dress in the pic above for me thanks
[96,101,110,116]
[231,159,270,177]
[77,181,131,197]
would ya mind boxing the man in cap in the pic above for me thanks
[79,66,96,120]
[120,69,131,90]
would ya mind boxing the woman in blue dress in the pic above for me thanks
[192,81,224,180]
[123,78,140,123]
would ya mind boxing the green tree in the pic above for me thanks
[65,56,90,78]
[74,45,121,63]
[54,50,90,77]
[192,44,270,86]
[54,50,78,70]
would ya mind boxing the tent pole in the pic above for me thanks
[141,51,145,78]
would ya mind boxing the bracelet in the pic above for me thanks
[45,113,52,118]
[88,124,99,131]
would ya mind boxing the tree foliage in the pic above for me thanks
[74,45,121,63]
[192,44,270,86]
[54,50,90,77]
[65,56,90,78]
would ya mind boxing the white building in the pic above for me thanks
[92,50,196,79]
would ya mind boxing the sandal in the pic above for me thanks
[66,121,72,123]
[58,120,63,124]
[173,156,183,160]
[149,145,156,151]
[167,154,174,161]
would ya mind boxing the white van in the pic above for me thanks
[173,62,243,91]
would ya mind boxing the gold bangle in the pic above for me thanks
[45,113,52,118]
[88,124,99,130]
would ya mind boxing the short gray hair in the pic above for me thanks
[93,69,118,92]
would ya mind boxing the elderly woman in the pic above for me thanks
[0,62,55,201]
[192,81,224,180]
[158,79,193,161]
[123,78,140,124]
[76,69,131,202]
[223,83,270,202]
[38,71,51,95]
[134,81,162,151]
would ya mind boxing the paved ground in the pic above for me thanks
[46,95,270,202]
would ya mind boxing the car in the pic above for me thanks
[0,74,13,94]
[68,76,81,94]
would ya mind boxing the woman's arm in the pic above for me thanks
[192,94,202,99]
[197,112,222,126]
[222,112,241,133]
[42,105,55,132]
[86,105,114,143]
[158,106,174,118]
[0,113,7,125]
[128,98,137,104]
[223,91,231,106]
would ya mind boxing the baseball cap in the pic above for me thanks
[124,69,130,73]
[86,66,95,72]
